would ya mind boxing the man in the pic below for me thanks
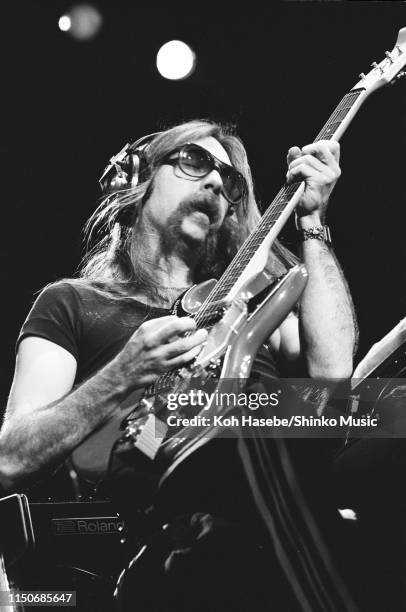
[0,120,356,610]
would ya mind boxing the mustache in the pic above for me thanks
[179,191,222,226]
[159,191,223,257]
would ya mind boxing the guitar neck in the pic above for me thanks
[195,86,368,322]
[314,87,366,141]
[352,318,406,390]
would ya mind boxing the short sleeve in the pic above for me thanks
[17,282,82,360]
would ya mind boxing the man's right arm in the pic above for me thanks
[0,315,207,492]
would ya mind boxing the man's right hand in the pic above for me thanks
[111,315,208,389]
[0,316,207,491]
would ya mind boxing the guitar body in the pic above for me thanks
[156,263,308,482]
[71,264,308,486]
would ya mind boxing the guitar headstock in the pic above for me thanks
[353,27,406,95]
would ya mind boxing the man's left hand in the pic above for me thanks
[286,140,341,220]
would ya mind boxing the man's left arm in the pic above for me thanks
[282,140,358,379]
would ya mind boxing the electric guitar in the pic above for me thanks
[72,27,406,488]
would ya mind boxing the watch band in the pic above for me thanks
[298,225,332,245]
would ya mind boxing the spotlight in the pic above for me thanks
[58,16,72,32]
[58,4,102,41]
[156,40,196,81]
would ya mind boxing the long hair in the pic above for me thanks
[78,119,297,298]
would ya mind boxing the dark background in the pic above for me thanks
[1,0,406,408]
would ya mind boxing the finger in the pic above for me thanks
[164,316,199,342]
[321,139,340,161]
[165,340,207,368]
[286,146,302,165]
[287,163,332,185]
[164,328,208,359]
[301,141,340,164]
[288,154,326,175]
[287,155,339,185]
[139,316,197,348]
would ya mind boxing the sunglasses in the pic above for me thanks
[162,143,247,205]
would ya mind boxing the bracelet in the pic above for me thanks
[298,225,332,245]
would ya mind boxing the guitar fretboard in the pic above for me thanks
[315,89,364,141]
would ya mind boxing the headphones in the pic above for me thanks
[98,132,162,195]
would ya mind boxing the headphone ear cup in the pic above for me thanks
[99,164,125,194]
[100,153,145,194]
[99,158,132,194]
[99,131,160,197]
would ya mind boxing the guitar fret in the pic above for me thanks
[318,121,343,138]
[319,94,361,125]
[315,90,364,141]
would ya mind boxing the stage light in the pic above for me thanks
[156,40,196,80]
[58,16,72,32]
[58,4,102,41]
[338,508,357,521]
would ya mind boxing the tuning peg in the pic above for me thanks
[371,61,384,74]
[358,72,366,80]
[385,51,394,63]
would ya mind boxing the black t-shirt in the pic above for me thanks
[18,280,172,385]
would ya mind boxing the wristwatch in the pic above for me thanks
[298,224,332,245]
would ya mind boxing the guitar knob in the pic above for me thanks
[371,61,379,68]
[140,397,155,413]
[385,51,394,63]
[209,358,221,370]
[126,423,141,437]
[358,73,366,80]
